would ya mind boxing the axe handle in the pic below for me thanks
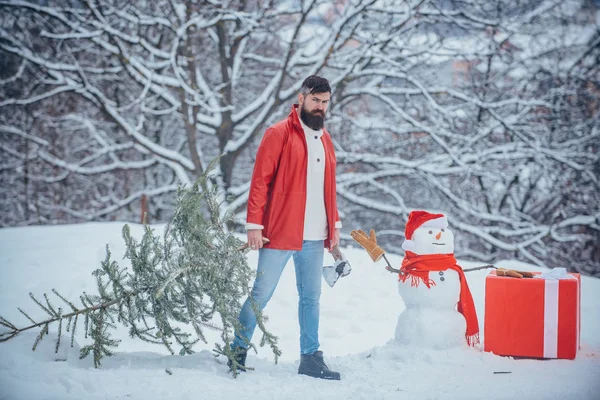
[329,244,344,261]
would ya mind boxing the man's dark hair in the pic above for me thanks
[300,75,331,95]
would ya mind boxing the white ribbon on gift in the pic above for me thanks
[536,268,577,358]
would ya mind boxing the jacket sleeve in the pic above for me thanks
[334,171,341,229]
[246,127,285,225]
[332,138,341,228]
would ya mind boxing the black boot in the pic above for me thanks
[227,347,248,372]
[298,351,341,380]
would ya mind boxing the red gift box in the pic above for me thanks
[484,270,581,359]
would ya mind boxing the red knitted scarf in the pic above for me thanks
[400,251,480,346]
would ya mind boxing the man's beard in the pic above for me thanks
[300,105,325,130]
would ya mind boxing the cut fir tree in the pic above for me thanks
[0,159,280,376]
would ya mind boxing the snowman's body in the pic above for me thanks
[395,269,466,348]
[395,222,467,349]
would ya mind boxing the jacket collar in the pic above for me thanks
[289,104,303,131]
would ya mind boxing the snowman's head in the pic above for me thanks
[402,211,455,255]
[409,225,455,254]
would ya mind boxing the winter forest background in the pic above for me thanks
[1,0,599,276]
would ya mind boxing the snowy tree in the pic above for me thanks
[1,0,598,275]
[0,0,385,224]
[327,0,599,275]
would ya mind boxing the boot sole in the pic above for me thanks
[298,370,341,380]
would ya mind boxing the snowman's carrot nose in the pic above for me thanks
[435,231,442,240]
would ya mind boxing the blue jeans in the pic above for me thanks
[232,240,324,355]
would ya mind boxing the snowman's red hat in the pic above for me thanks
[402,210,448,251]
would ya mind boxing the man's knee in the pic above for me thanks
[250,285,276,307]
[300,289,321,305]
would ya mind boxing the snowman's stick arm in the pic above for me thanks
[382,254,403,275]
[463,264,496,272]
[381,257,496,274]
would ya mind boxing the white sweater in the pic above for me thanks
[300,120,328,240]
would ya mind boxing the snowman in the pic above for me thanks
[352,211,479,349]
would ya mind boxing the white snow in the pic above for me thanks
[1,222,599,399]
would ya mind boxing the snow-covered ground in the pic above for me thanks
[1,222,599,400]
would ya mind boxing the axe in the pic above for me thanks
[323,245,352,287]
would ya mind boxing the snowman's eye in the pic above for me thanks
[441,229,445,232]
[428,230,433,234]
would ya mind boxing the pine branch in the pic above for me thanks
[0,316,17,330]
[0,289,148,343]
[29,293,53,316]
[43,293,58,316]
[52,289,78,314]
[252,300,281,365]
[17,308,36,324]
[214,343,255,377]
[32,323,49,351]
[55,309,62,353]
[70,315,78,348]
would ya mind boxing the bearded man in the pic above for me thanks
[229,75,342,380]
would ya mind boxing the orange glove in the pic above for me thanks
[350,229,385,262]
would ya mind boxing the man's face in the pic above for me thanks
[298,91,330,130]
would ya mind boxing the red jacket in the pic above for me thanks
[247,105,340,250]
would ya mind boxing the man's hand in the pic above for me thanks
[330,228,341,250]
[247,229,264,250]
